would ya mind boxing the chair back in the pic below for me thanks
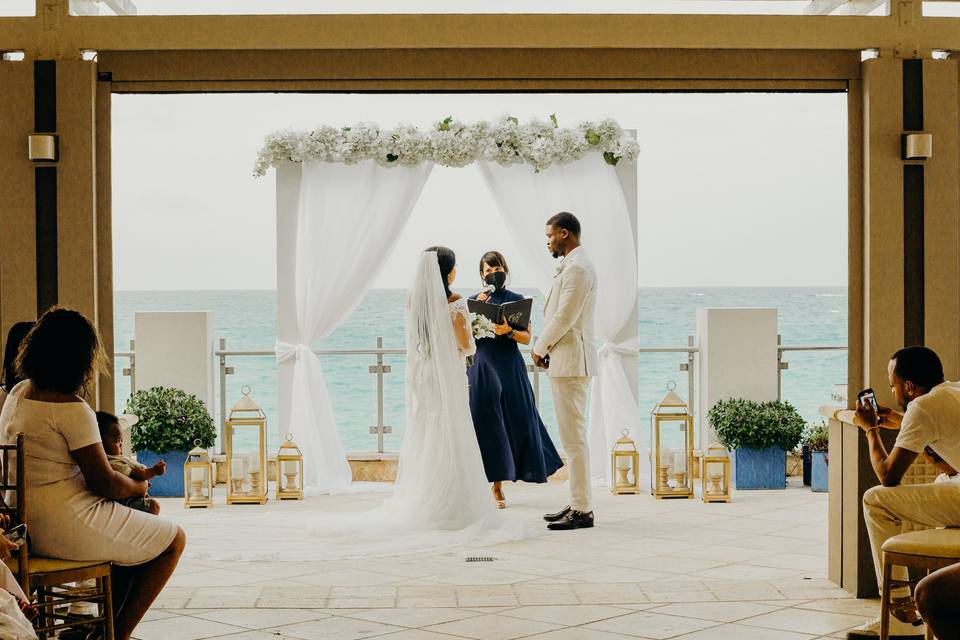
[0,433,28,594]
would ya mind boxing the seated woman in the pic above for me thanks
[468,251,563,509]
[0,308,185,640]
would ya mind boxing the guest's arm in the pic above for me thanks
[73,443,149,500]
[855,399,918,486]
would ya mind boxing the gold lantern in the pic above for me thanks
[225,386,268,505]
[650,382,695,499]
[183,439,213,508]
[611,429,640,494]
[701,444,732,503]
[276,433,304,500]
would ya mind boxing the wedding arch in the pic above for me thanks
[257,116,643,493]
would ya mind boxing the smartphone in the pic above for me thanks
[858,388,880,424]
[4,523,26,547]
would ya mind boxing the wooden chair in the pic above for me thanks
[879,528,960,640]
[1,433,115,640]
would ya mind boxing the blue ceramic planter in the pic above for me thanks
[733,446,787,490]
[134,449,189,497]
[811,450,829,492]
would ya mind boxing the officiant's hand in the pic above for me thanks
[494,321,512,336]
[477,291,490,302]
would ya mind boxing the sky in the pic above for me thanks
[111,92,847,291]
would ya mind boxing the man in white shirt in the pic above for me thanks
[848,346,960,640]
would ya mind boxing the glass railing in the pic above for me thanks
[113,336,846,454]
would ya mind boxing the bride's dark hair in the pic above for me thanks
[425,246,456,299]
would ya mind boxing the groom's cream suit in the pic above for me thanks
[533,247,598,512]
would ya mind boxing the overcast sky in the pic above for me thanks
[111,92,846,291]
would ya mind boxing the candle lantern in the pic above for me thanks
[183,439,213,508]
[701,444,732,503]
[650,382,694,499]
[225,386,268,505]
[610,429,640,494]
[276,433,304,500]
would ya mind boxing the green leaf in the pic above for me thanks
[603,151,619,166]
[585,130,601,145]
[438,116,454,132]
[506,116,519,125]
[385,153,398,162]
[549,114,558,127]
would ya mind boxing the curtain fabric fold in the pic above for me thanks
[478,156,642,483]
[280,159,434,493]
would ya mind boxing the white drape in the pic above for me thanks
[478,155,643,483]
[279,159,434,493]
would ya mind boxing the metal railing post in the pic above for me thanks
[128,339,136,395]
[369,336,392,454]
[218,337,234,454]
[777,334,788,401]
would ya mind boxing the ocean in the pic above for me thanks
[113,287,847,452]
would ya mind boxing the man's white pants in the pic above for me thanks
[863,480,960,597]
[550,376,592,512]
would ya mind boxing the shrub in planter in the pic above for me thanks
[708,398,805,490]
[126,386,216,497]
[804,421,830,493]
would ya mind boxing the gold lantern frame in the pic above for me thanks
[183,439,213,509]
[611,429,641,494]
[650,382,695,500]
[701,444,732,503]
[225,386,269,505]
[276,433,304,500]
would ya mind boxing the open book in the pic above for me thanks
[468,297,533,331]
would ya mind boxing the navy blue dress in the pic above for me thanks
[467,289,564,483]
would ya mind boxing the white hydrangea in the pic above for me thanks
[253,116,639,175]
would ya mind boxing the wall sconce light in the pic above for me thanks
[28,134,59,162]
[902,133,933,160]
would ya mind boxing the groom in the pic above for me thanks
[532,212,598,531]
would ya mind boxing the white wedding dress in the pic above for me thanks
[177,252,532,562]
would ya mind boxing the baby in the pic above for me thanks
[924,446,959,483]
[95,411,165,515]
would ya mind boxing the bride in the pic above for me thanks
[377,246,496,529]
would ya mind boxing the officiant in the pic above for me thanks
[468,251,563,509]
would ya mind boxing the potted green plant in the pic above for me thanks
[803,421,830,492]
[708,398,805,490]
[126,386,217,497]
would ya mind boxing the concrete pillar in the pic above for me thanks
[695,308,779,446]
[134,311,216,411]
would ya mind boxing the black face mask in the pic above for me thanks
[484,271,507,291]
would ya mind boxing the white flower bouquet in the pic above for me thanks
[254,115,640,176]
[471,312,496,341]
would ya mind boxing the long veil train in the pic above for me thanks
[176,252,533,561]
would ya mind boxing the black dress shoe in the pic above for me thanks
[543,506,571,523]
[547,510,594,530]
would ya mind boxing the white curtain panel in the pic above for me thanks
[478,155,643,483]
[278,159,434,493]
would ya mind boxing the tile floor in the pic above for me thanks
[138,480,876,640]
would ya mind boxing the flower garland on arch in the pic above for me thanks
[253,115,639,176]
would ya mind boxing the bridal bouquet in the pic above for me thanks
[471,313,496,341]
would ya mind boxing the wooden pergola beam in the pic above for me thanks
[1,9,959,57]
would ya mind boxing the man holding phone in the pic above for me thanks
[847,346,960,639]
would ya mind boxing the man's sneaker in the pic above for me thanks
[846,615,924,639]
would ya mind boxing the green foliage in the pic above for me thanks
[708,398,805,452]
[126,386,216,454]
[802,421,830,452]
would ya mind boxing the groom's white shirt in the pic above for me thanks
[533,246,598,378]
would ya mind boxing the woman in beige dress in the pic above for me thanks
[0,308,185,640]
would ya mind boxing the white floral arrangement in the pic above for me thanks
[253,115,639,176]
[471,312,497,341]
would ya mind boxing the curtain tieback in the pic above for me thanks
[275,340,311,363]
[597,338,642,359]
